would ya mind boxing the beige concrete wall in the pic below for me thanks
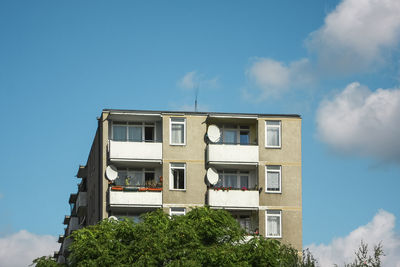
[258,209,302,251]
[162,115,207,205]
[259,165,302,206]
[281,209,302,251]
[101,111,110,220]
[258,117,302,251]
[258,118,301,163]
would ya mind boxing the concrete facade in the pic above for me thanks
[56,109,302,263]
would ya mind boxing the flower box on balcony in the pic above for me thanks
[146,188,162,192]
[111,186,123,191]
[138,187,163,192]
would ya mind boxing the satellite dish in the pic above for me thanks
[106,165,118,181]
[108,216,118,221]
[207,125,220,143]
[207,167,219,185]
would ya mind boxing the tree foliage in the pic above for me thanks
[33,208,385,266]
[343,241,384,267]
[66,207,307,266]
[35,207,313,266]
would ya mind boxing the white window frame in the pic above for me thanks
[265,120,281,148]
[169,163,186,190]
[169,207,186,216]
[111,121,156,142]
[169,117,186,145]
[266,210,282,238]
[265,166,281,193]
[216,170,251,189]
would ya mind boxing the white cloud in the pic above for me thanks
[307,210,400,266]
[0,230,59,267]
[245,57,314,98]
[307,0,400,73]
[316,82,400,163]
[177,71,219,90]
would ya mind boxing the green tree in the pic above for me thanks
[343,241,384,267]
[34,207,316,266]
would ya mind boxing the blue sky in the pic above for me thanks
[1,0,400,265]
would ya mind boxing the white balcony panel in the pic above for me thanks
[208,190,259,209]
[67,217,80,235]
[207,144,259,165]
[76,192,87,209]
[109,141,162,162]
[109,191,162,208]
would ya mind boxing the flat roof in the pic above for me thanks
[102,109,301,118]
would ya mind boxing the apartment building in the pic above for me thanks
[56,109,302,263]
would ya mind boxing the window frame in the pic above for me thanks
[115,167,157,187]
[265,120,281,148]
[111,121,156,142]
[169,117,186,145]
[169,207,186,216]
[218,125,250,145]
[265,165,282,193]
[266,210,282,238]
[216,170,250,189]
[169,163,186,191]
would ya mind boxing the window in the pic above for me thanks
[170,118,186,145]
[266,210,281,238]
[215,170,251,189]
[218,125,250,145]
[115,168,159,188]
[112,121,155,142]
[265,120,281,148]
[231,212,256,234]
[170,163,186,190]
[170,207,186,216]
[266,166,281,193]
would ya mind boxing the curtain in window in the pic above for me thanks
[128,126,142,142]
[223,130,237,144]
[113,126,127,141]
[267,127,279,146]
[224,174,237,188]
[216,174,223,187]
[267,215,280,236]
[267,172,279,190]
[171,124,184,144]
[240,176,249,188]
[238,217,251,233]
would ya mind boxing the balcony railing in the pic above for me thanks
[109,188,162,208]
[109,140,162,162]
[76,192,87,216]
[67,217,80,236]
[207,188,259,209]
[207,143,259,165]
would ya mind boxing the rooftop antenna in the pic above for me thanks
[194,85,199,112]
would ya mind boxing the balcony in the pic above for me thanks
[109,189,162,208]
[76,192,87,216]
[207,144,259,165]
[109,140,162,163]
[67,217,80,235]
[207,189,259,209]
